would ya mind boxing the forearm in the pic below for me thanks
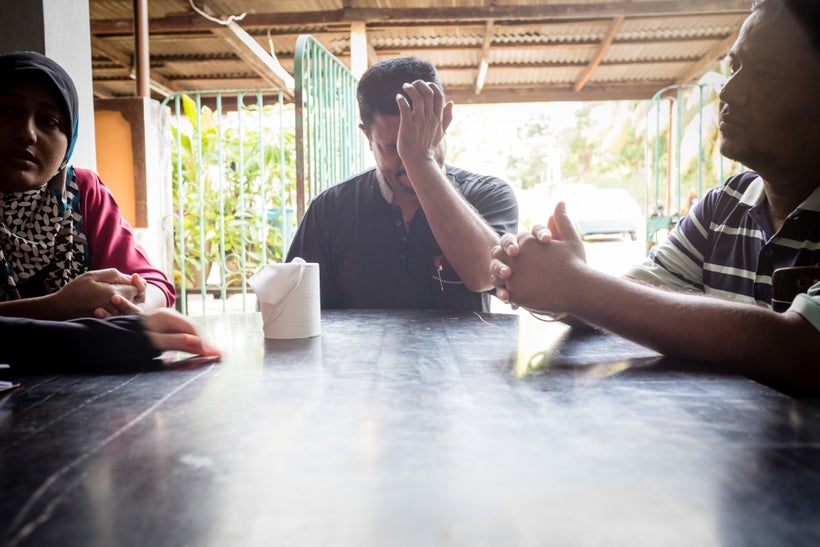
[408,161,499,291]
[566,269,820,393]
[0,296,55,319]
[0,316,160,371]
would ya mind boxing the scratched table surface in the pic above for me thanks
[1,309,819,547]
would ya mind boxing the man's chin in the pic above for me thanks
[720,143,772,173]
[396,176,415,195]
[399,184,416,196]
[719,142,748,164]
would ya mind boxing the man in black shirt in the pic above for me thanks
[287,57,518,311]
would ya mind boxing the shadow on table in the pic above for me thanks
[517,326,820,398]
[517,327,749,388]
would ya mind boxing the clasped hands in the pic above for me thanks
[490,202,588,314]
[52,268,149,319]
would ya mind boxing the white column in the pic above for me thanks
[350,21,368,79]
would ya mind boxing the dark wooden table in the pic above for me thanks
[2,310,819,546]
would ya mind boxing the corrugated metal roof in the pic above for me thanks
[88,0,751,103]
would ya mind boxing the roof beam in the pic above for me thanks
[438,58,695,74]
[675,30,739,84]
[473,20,494,95]
[90,36,177,97]
[210,18,296,99]
[574,16,624,93]
[180,1,295,97]
[90,1,750,35]
[366,37,728,59]
[449,82,666,104]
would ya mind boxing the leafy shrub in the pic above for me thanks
[170,93,296,292]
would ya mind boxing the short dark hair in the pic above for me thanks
[752,0,820,53]
[356,56,443,131]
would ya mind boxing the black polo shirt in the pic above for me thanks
[286,165,518,311]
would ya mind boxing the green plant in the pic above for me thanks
[170,93,297,292]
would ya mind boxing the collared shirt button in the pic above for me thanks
[762,248,773,258]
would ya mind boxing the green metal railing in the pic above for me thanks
[644,83,744,251]
[162,89,295,315]
[294,34,367,220]
[163,34,366,315]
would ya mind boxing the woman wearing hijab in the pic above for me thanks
[0,51,175,320]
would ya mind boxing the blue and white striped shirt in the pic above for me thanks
[627,171,820,329]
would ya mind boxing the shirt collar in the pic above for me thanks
[375,169,394,204]
[797,184,820,213]
[738,175,766,207]
[374,165,456,205]
[740,174,820,215]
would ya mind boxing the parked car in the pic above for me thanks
[550,186,643,241]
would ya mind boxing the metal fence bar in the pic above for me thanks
[162,88,294,315]
[294,34,366,221]
[216,92,227,312]
[195,92,206,316]
[236,91,247,310]
[161,34,365,315]
[644,83,744,253]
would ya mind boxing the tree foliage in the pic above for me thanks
[170,94,297,292]
[501,71,744,217]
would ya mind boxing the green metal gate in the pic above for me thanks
[164,34,366,315]
[644,83,744,250]
[294,34,367,220]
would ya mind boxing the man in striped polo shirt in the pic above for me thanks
[490,0,820,395]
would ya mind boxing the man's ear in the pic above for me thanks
[442,101,454,133]
[358,123,373,148]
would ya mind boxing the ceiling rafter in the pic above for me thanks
[88,1,749,104]
[675,30,739,85]
[574,16,625,93]
[449,82,665,104]
[190,2,295,99]
[90,36,177,97]
[90,1,749,35]
[473,20,495,95]
[210,21,295,98]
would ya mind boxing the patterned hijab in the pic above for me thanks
[0,51,87,301]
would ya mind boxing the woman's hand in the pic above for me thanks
[142,309,222,358]
[93,273,149,317]
[49,269,138,319]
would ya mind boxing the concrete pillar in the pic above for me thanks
[350,22,368,79]
[3,0,96,170]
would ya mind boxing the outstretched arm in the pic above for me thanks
[491,202,820,395]
[396,80,501,292]
[0,308,220,372]
[141,308,221,357]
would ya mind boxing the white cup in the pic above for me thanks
[248,259,321,339]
